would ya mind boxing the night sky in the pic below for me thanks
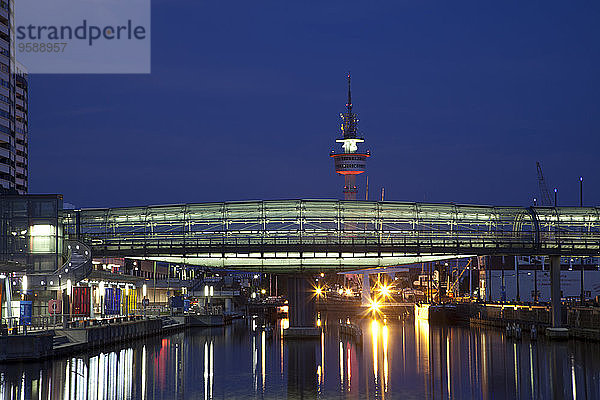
[29,1,600,208]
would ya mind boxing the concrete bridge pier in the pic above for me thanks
[284,276,320,339]
[547,255,569,339]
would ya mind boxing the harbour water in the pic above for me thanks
[2,314,600,399]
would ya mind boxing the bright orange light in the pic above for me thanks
[320,272,325,278]
[317,318,322,327]
[345,288,352,296]
[377,282,394,301]
[315,287,323,297]
[380,285,390,297]
[368,299,381,315]
[338,288,344,295]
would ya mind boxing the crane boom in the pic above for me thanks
[536,162,552,206]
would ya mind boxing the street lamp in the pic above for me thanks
[554,188,558,207]
[21,275,27,296]
[66,279,72,325]
[580,176,584,304]
[142,284,147,318]
[125,285,130,317]
[99,281,105,318]
[580,176,583,207]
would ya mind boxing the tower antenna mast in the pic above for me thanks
[330,73,370,200]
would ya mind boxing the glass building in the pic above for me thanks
[0,194,63,273]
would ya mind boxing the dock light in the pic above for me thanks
[315,287,323,297]
[378,282,394,300]
[316,318,322,327]
[22,275,27,294]
[66,279,72,296]
[142,284,147,297]
[0,274,5,280]
[379,284,390,297]
[261,289,266,295]
[251,292,257,299]
[320,272,324,278]
[368,299,381,315]
[338,288,344,295]
[204,285,209,297]
[345,288,352,296]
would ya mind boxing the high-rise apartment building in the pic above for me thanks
[0,0,28,194]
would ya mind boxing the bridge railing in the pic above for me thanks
[74,232,600,256]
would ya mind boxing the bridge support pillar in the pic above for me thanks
[361,272,371,306]
[284,276,320,339]
[550,255,561,327]
[547,255,569,339]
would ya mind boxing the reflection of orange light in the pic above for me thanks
[372,320,379,377]
[383,325,389,392]
[347,345,351,390]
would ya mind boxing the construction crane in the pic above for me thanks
[449,258,472,297]
[536,161,552,206]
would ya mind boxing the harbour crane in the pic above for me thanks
[536,162,553,206]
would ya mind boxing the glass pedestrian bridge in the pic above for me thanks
[64,200,600,272]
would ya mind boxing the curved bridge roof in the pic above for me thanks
[64,200,600,272]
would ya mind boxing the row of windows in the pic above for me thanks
[336,156,365,161]
[337,164,365,169]
[0,171,14,182]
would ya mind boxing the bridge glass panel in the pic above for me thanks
[302,201,338,234]
[65,201,600,263]
[187,203,224,233]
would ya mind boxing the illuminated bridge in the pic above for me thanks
[64,199,600,273]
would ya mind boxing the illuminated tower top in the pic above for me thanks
[330,74,370,200]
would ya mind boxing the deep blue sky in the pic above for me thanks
[29,1,600,208]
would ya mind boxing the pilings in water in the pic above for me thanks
[284,276,320,339]
[547,254,569,339]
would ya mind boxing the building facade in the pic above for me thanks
[0,1,28,194]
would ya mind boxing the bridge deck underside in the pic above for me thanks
[64,200,600,271]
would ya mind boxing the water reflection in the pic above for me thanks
[3,315,600,399]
